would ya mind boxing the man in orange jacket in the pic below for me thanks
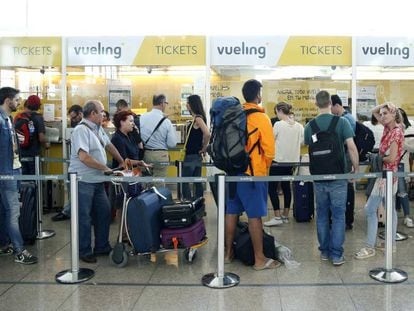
[224,79,279,270]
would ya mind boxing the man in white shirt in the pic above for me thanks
[140,94,177,179]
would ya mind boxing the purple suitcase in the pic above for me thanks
[161,219,206,249]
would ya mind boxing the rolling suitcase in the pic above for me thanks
[293,181,314,222]
[19,182,37,245]
[161,219,206,249]
[126,187,172,253]
[161,197,205,228]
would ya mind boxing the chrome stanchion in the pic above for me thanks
[56,173,94,284]
[176,160,183,201]
[35,156,55,240]
[202,174,239,288]
[370,170,408,283]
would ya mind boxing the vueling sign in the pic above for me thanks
[356,37,414,66]
[72,42,122,59]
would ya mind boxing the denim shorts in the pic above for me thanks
[226,181,268,218]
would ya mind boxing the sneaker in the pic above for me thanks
[404,217,414,228]
[51,212,70,222]
[332,256,345,266]
[0,246,13,256]
[281,216,289,224]
[354,247,376,260]
[14,249,38,265]
[264,217,283,227]
[320,253,329,261]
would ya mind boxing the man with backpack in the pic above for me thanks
[331,94,356,230]
[304,90,359,266]
[14,95,49,175]
[0,87,38,264]
[223,79,279,270]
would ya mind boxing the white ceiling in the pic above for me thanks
[0,0,411,36]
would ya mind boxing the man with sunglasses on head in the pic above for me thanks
[139,94,177,182]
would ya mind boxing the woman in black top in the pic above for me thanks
[182,95,210,200]
[111,110,148,170]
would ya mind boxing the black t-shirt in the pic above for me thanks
[20,112,46,157]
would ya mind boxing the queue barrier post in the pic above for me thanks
[369,170,408,283]
[202,174,239,288]
[56,172,94,284]
[35,156,55,240]
[176,160,183,201]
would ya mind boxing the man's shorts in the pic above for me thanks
[226,181,268,218]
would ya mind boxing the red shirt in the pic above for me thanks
[379,126,404,172]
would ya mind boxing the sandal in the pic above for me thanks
[253,258,281,271]
[354,247,376,260]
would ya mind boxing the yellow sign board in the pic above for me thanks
[277,36,351,66]
[0,37,61,67]
[133,36,205,66]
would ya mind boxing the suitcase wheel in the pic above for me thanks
[109,244,128,268]
[184,248,197,263]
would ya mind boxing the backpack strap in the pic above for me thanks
[244,108,261,176]
[309,119,320,134]
[327,115,340,133]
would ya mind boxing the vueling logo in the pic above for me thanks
[73,42,122,59]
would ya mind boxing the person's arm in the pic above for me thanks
[382,141,398,164]
[105,143,124,166]
[345,137,359,173]
[166,120,177,148]
[35,115,49,148]
[78,149,111,171]
[195,116,210,155]
[260,114,275,169]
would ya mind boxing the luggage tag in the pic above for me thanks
[312,134,318,143]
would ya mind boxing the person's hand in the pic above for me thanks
[16,132,25,144]
[137,160,153,168]
[124,158,132,169]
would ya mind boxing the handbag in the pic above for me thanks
[179,119,194,161]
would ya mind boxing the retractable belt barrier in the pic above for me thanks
[1,158,409,286]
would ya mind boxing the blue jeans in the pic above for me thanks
[314,180,347,260]
[181,154,203,200]
[396,163,410,217]
[365,194,397,248]
[78,182,111,257]
[0,169,24,253]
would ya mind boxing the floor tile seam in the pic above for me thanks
[1,280,413,288]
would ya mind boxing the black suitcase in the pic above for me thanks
[293,181,314,222]
[345,183,354,227]
[19,182,37,245]
[161,197,206,228]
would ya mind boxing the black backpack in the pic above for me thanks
[207,97,260,175]
[233,222,277,266]
[308,116,344,175]
[354,122,375,161]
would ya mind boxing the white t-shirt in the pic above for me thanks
[273,119,304,163]
[363,121,384,150]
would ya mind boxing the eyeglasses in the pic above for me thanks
[163,102,169,105]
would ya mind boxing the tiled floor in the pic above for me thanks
[1,189,414,311]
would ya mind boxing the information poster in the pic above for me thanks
[180,85,193,117]
[108,87,131,116]
[356,86,377,119]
